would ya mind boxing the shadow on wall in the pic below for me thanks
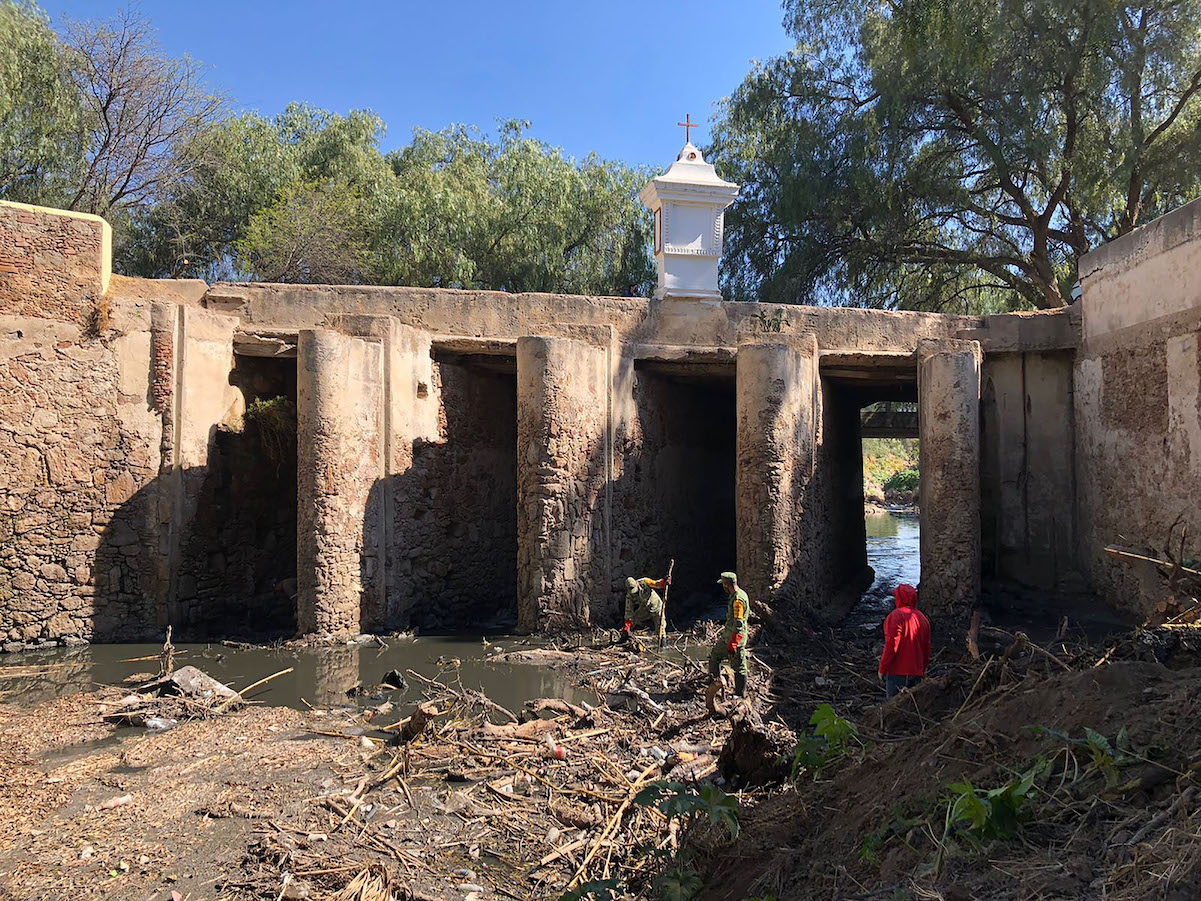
[92,420,299,643]
[369,360,520,635]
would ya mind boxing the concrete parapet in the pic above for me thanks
[297,329,385,637]
[918,338,983,612]
[735,335,818,611]
[516,334,611,631]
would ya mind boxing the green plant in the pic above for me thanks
[1030,725,1137,787]
[789,704,860,781]
[633,781,741,841]
[933,760,1048,874]
[653,866,702,901]
[883,468,920,495]
[560,879,622,901]
[241,396,297,468]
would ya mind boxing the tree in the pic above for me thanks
[119,104,388,279]
[711,0,1201,310]
[0,1,82,203]
[377,121,654,295]
[237,180,370,284]
[60,5,224,216]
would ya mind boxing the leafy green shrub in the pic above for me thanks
[790,703,860,781]
[241,396,297,467]
[633,781,741,840]
[884,468,920,495]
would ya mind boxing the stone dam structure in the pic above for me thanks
[1,144,1200,648]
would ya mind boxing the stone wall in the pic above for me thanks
[401,360,518,630]
[0,301,161,647]
[613,365,737,616]
[1076,198,1201,616]
[0,201,110,324]
[171,356,298,637]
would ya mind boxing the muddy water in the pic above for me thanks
[847,510,921,633]
[0,635,587,713]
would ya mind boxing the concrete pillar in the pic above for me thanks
[735,336,818,612]
[297,329,385,637]
[918,338,983,612]
[516,335,610,632]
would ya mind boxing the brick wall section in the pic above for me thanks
[0,201,111,323]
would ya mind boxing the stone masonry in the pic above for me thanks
[3,194,1201,646]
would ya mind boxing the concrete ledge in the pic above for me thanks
[1080,197,1201,282]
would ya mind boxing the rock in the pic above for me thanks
[167,665,237,700]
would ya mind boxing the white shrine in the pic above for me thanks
[638,115,740,301]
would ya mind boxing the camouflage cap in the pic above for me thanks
[625,576,638,592]
[717,571,738,584]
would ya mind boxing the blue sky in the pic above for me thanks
[41,1,795,168]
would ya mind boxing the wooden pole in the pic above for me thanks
[658,559,675,647]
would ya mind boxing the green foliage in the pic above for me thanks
[884,468,920,495]
[241,397,297,468]
[1031,725,1137,786]
[862,437,919,502]
[790,704,860,781]
[560,879,622,901]
[124,112,654,295]
[711,0,1201,311]
[933,760,1048,874]
[633,780,741,841]
[811,702,858,751]
[653,866,702,901]
[0,1,82,203]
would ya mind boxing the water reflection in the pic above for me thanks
[0,635,587,712]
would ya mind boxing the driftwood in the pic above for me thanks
[398,702,441,744]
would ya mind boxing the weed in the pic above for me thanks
[560,879,623,901]
[789,703,860,781]
[1030,725,1137,787]
[653,866,702,900]
[633,781,741,841]
[933,759,1048,874]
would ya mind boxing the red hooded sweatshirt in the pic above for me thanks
[879,584,930,677]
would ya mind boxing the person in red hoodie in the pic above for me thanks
[878,583,930,698]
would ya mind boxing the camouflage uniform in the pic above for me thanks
[624,577,665,632]
[709,574,749,679]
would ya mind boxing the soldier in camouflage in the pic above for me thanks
[622,574,669,648]
[706,571,749,713]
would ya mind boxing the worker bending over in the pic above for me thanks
[706,571,749,713]
[878,583,930,697]
[622,574,670,648]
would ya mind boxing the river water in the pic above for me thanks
[0,635,588,714]
[0,512,921,709]
[847,509,921,633]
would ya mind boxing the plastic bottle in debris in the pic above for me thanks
[543,732,568,760]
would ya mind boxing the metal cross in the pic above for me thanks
[677,114,699,144]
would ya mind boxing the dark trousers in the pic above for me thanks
[886,674,922,698]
